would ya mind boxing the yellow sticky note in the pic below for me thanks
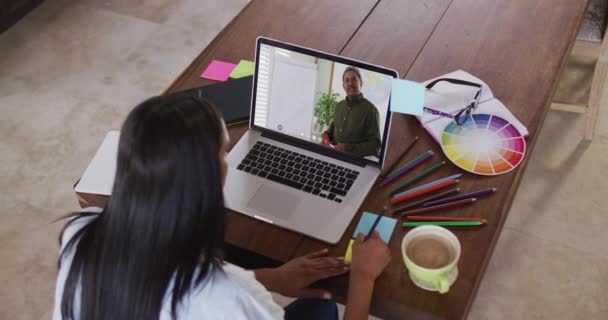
[229,60,255,79]
[344,239,355,264]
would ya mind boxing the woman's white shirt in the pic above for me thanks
[52,208,284,320]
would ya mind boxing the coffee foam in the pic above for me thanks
[405,235,455,269]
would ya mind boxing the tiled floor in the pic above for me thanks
[0,1,606,319]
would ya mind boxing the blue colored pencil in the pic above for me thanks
[392,174,463,198]
[423,188,497,207]
[365,207,386,241]
[379,151,434,187]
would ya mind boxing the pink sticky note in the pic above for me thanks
[201,60,237,81]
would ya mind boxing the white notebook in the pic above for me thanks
[74,131,119,196]
[417,70,529,143]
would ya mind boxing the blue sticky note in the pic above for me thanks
[352,212,397,243]
[390,78,425,116]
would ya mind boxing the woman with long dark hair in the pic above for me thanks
[53,94,390,320]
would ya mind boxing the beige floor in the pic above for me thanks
[0,1,606,319]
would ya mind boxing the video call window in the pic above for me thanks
[254,44,392,162]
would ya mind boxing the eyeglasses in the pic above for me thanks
[423,78,482,126]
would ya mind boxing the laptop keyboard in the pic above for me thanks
[237,141,359,203]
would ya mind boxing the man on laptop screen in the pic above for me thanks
[253,43,392,162]
[322,66,381,158]
[225,38,397,243]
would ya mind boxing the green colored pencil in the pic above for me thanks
[403,221,484,227]
[389,161,446,195]
[387,150,432,178]
[379,136,419,180]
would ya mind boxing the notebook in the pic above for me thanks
[75,131,119,195]
[75,77,254,195]
[417,70,529,143]
[172,76,253,127]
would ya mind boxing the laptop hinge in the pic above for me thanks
[261,130,368,167]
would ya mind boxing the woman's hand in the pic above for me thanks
[344,231,391,320]
[350,231,391,282]
[255,248,348,299]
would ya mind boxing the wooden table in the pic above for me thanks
[76,0,590,318]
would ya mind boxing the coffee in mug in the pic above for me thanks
[401,226,461,293]
[406,235,454,269]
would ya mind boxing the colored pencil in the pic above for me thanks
[379,151,434,187]
[423,188,497,207]
[403,221,485,227]
[386,150,433,178]
[393,188,460,213]
[365,207,387,240]
[407,216,487,223]
[392,174,463,199]
[389,161,446,195]
[400,198,477,217]
[391,179,459,205]
[379,136,419,180]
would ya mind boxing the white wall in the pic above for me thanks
[315,59,333,98]
[310,59,333,142]
[267,55,317,139]
[254,45,318,130]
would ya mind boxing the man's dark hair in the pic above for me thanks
[342,66,363,85]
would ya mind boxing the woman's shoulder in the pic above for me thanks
[60,207,102,251]
[177,263,284,320]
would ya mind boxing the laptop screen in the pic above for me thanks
[252,38,397,166]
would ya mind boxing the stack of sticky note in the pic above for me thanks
[200,59,255,82]
[344,211,397,263]
[201,60,237,81]
[230,60,255,79]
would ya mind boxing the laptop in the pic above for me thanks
[224,37,398,243]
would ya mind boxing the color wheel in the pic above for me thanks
[441,114,526,175]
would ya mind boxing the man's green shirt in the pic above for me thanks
[326,94,381,157]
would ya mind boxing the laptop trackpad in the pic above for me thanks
[247,185,299,220]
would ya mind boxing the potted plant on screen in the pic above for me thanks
[313,92,340,135]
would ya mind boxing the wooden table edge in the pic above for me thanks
[461,8,588,318]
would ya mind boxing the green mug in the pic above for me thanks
[401,225,461,294]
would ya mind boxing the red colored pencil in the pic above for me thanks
[399,198,477,217]
[406,216,487,223]
[390,179,459,205]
